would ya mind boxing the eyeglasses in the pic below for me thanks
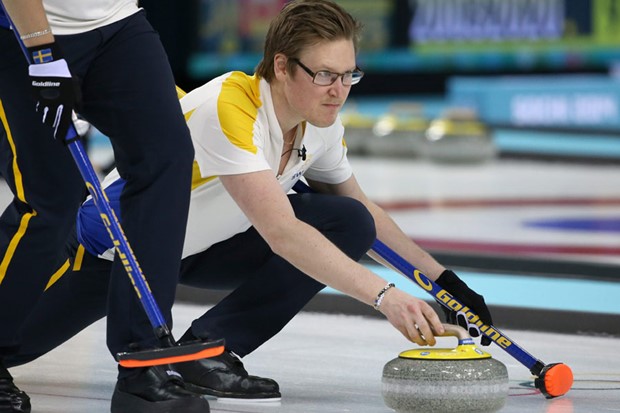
[291,58,364,86]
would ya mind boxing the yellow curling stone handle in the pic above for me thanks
[398,324,492,360]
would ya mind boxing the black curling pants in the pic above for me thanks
[53,11,194,361]
[5,193,377,367]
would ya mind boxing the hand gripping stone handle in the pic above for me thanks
[438,323,470,340]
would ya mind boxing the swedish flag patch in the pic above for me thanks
[32,48,54,64]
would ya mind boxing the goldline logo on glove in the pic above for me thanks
[26,43,78,141]
[32,81,61,87]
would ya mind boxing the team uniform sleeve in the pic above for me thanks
[186,74,271,178]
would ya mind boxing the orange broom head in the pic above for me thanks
[543,363,574,398]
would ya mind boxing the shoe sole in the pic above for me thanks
[111,389,210,413]
[216,396,282,404]
[184,382,281,403]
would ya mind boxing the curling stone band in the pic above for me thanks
[382,324,509,413]
[398,323,491,361]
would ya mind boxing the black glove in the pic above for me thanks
[435,269,494,346]
[27,42,79,141]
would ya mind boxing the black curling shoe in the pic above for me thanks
[110,364,209,413]
[175,351,281,402]
[0,379,30,413]
[0,361,30,413]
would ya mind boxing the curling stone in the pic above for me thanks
[382,324,508,413]
[421,108,497,163]
[340,108,377,155]
[365,103,428,158]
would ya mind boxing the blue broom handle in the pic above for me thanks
[66,140,168,333]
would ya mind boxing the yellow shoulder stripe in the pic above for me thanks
[217,73,261,154]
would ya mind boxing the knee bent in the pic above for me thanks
[342,197,377,254]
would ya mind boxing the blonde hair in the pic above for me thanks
[255,0,362,82]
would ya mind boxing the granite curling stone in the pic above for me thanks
[421,109,497,164]
[382,324,509,413]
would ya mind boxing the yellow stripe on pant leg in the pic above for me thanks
[0,99,38,286]
[0,99,26,203]
[45,259,71,291]
[72,244,85,271]
[0,211,36,285]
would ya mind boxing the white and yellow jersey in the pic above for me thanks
[82,72,352,260]
[180,72,352,257]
